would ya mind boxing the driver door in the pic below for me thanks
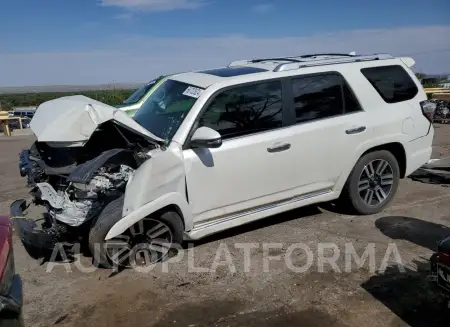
[183,80,298,225]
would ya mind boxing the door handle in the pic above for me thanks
[267,143,291,153]
[345,126,366,134]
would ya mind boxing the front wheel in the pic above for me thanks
[343,150,400,215]
[89,201,184,269]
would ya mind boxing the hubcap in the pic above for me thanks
[358,159,394,206]
[105,218,174,267]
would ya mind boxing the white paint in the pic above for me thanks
[102,55,434,241]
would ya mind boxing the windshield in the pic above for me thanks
[133,79,203,141]
[122,76,165,105]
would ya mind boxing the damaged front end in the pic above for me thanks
[11,95,163,259]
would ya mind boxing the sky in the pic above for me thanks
[0,0,449,86]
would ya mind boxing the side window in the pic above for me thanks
[361,65,418,103]
[199,81,283,139]
[292,73,360,123]
[343,82,362,113]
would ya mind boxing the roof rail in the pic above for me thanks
[227,58,298,67]
[250,57,302,63]
[296,53,356,58]
[273,53,394,72]
[228,54,352,67]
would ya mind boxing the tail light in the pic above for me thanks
[420,100,437,123]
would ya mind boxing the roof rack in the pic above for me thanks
[250,57,302,63]
[296,53,357,58]
[228,52,357,67]
[273,53,394,72]
[228,53,394,72]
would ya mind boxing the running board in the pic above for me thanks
[184,189,335,240]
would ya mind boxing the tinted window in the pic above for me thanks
[199,67,268,77]
[361,65,418,103]
[292,73,360,123]
[199,81,283,139]
[343,83,362,113]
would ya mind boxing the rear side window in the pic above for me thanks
[291,73,361,124]
[361,65,418,103]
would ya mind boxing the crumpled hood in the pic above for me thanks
[30,95,165,145]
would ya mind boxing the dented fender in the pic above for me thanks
[105,192,192,240]
[105,143,192,240]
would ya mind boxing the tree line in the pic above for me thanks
[0,73,442,111]
[0,89,136,111]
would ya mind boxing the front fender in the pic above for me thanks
[105,192,192,240]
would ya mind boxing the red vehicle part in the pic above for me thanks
[0,215,23,326]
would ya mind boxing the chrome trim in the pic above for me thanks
[192,188,332,232]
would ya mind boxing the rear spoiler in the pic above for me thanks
[399,57,415,68]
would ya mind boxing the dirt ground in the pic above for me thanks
[2,125,450,327]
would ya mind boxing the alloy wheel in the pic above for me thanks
[105,218,174,268]
[357,159,394,206]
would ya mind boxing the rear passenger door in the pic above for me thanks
[286,72,372,194]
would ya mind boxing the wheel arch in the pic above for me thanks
[334,140,408,195]
[359,142,407,178]
[104,192,192,240]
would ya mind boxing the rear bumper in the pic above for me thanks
[11,199,57,258]
[0,275,23,315]
[405,133,434,177]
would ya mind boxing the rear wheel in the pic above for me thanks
[343,150,400,215]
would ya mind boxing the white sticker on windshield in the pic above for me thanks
[183,86,203,98]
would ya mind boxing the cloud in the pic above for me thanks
[252,4,273,14]
[99,0,208,12]
[113,11,135,20]
[1,25,449,86]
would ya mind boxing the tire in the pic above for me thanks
[0,313,24,327]
[89,197,184,268]
[342,150,400,215]
[89,196,125,268]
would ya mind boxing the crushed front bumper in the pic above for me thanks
[11,199,57,259]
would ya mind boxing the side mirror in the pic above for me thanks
[190,126,222,148]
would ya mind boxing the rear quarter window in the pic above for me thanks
[360,65,419,103]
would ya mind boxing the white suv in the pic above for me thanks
[13,53,435,267]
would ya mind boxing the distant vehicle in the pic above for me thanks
[116,75,172,117]
[0,216,23,327]
[8,118,31,131]
[11,111,35,119]
[430,236,450,307]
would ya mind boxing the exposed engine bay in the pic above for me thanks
[15,120,158,253]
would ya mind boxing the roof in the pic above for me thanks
[169,53,407,89]
[198,66,268,77]
[169,72,225,88]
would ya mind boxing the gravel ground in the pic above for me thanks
[2,125,450,327]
